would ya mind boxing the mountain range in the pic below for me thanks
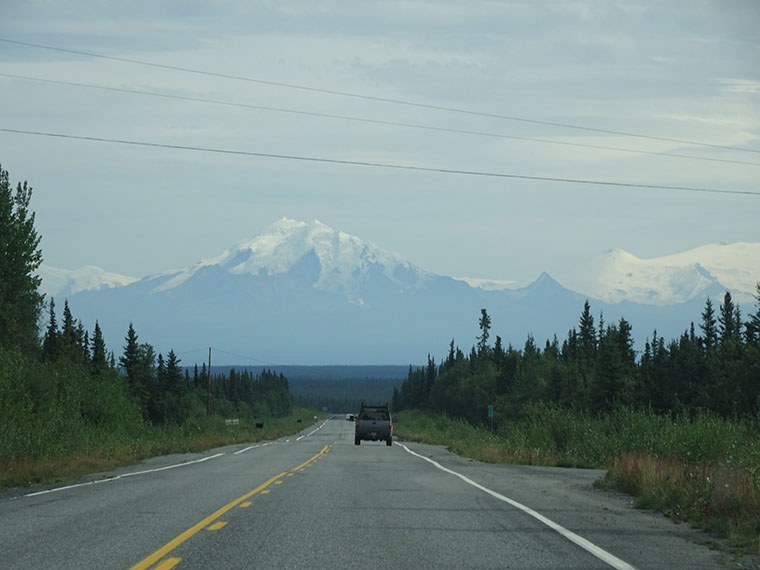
[38,219,759,365]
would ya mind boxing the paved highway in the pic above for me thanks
[1,417,732,569]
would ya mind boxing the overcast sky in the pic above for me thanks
[2,0,759,287]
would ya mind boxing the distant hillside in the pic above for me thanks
[195,365,409,413]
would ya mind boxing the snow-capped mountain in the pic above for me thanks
[152,218,429,301]
[559,243,760,305]
[37,265,137,299]
[53,220,757,364]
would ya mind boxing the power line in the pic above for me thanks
[176,348,272,366]
[213,349,272,365]
[2,37,758,156]
[2,127,756,197]
[3,72,757,168]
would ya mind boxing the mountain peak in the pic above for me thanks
[155,218,429,296]
[526,272,564,292]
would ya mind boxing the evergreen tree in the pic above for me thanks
[60,300,78,358]
[119,323,139,378]
[578,300,596,361]
[746,283,760,345]
[42,297,59,361]
[153,353,167,423]
[446,339,456,368]
[78,323,89,362]
[477,308,491,354]
[715,292,744,414]
[593,324,624,412]
[0,165,44,353]
[192,363,200,390]
[90,320,107,375]
[699,298,718,351]
[156,353,166,390]
[424,354,436,403]
[718,292,741,344]
[119,323,150,414]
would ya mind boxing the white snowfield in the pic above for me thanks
[37,264,137,299]
[560,243,760,305]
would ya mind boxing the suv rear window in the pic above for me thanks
[359,409,389,421]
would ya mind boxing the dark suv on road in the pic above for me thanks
[355,403,392,446]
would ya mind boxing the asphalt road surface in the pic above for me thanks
[0,417,743,569]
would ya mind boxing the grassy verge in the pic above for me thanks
[0,407,326,490]
[394,406,760,554]
[597,453,760,552]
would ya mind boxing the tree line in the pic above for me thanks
[394,291,760,424]
[0,164,292,453]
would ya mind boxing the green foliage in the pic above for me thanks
[0,165,301,492]
[396,294,760,419]
[0,165,44,354]
[0,346,142,461]
[396,405,760,474]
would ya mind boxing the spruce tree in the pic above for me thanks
[42,297,59,361]
[718,292,741,344]
[699,298,718,351]
[593,324,624,412]
[747,283,760,344]
[77,323,89,362]
[119,323,149,414]
[0,165,44,353]
[60,300,77,358]
[477,309,491,354]
[91,320,107,375]
[578,300,597,360]
[120,323,139,377]
[446,339,456,367]
[165,350,183,397]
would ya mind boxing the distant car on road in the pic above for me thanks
[355,403,392,446]
[345,413,355,421]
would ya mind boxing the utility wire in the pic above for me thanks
[3,72,757,168]
[213,349,272,365]
[2,127,756,197]
[2,37,758,156]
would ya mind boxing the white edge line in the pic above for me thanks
[300,419,328,439]
[23,453,226,498]
[399,443,637,570]
[234,444,261,455]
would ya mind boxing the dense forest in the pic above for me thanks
[0,165,292,463]
[205,365,406,413]
[395,295,760,424]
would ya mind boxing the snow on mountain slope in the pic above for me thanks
[560,243,760,305]
[153,218,430,296]
[37,265,138,298]
[455,277,519,291]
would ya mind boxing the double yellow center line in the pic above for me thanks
[129,445,330,570]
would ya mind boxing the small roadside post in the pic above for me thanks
[488,404,494,432]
